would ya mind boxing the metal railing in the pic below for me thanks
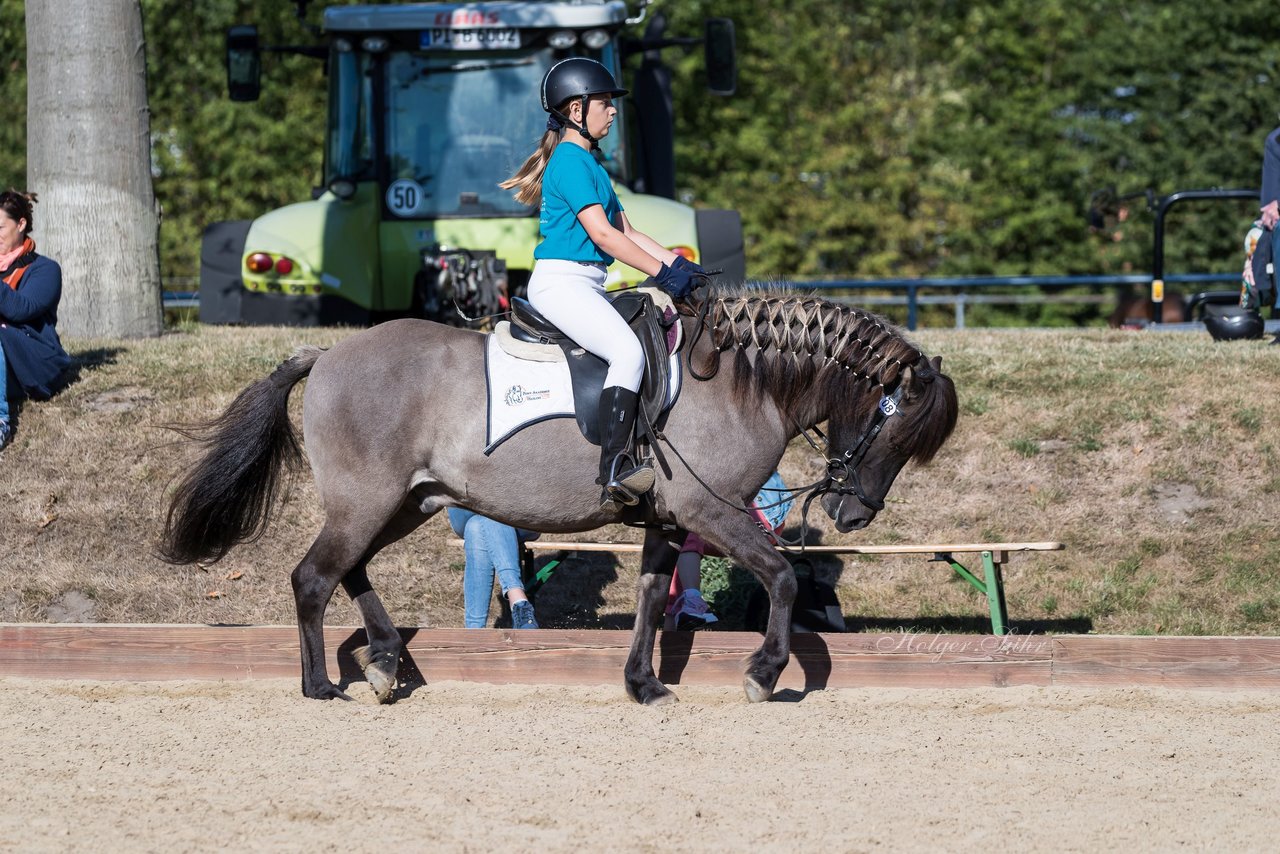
[785,272,1239,330]
[1150,188,1257,322]
[163,272,1241,329]
[162,291,199,310]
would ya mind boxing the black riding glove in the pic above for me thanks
[655,263,698,299]
[672,256,708,276]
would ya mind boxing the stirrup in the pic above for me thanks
[606,480,641,507]
[607,458,654,506]
[599,488,623,513]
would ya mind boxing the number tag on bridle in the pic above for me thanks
[878,394,899,417]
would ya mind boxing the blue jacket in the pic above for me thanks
[0,254,71,399]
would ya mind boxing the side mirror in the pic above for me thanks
[704,18,737,96]
[226,25,262,102]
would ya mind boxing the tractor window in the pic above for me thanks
[327,50,375,183]
[381,47,625,218]
[593,42,629,185]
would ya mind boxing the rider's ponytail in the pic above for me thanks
[500,128,559,207]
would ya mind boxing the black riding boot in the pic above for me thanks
[597,386,654,512]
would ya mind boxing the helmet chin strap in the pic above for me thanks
[552,95,600,151]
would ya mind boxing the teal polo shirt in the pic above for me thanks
[534,142,623,265]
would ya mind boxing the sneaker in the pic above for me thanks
[511,599,539,630]
[0,420,10,451]
[672,589,719,631]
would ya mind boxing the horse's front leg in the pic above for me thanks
[742,549,797,702]
[343,564,402,703]
[694,518,797,703]
[624,528,682,705]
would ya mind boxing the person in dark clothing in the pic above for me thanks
[1252,128,1280,343]
[0,190,70,450]
[1261,126,1280,230]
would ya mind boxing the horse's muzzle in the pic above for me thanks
[822,492,875,533]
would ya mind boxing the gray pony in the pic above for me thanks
[161,288,958,705]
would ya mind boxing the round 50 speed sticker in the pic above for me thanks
[385,179,426,217]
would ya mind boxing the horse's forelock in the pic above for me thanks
[898,361,959,464]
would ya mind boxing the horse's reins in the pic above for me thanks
[504,282,907,547]
[647,379,906,551]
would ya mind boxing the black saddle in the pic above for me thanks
[509,291,678,445]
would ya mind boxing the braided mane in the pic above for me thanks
[685,287,955,464]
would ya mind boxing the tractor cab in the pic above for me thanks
[202,1,743,327]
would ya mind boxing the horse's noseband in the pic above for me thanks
[819,385,906,513]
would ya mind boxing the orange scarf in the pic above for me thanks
[1,236,36,290]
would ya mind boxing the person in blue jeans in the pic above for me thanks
[447,508,539,629]
[0,189,69,451]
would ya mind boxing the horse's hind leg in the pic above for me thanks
[343,503,432,702]
[342,564,400,702]
[293,523,370,700]
[624,528,682,706]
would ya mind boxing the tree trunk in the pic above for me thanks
[26,0,162,339]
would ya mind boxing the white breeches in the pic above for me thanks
[526,259,645,392]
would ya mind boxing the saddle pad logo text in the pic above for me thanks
[504,384,552,406]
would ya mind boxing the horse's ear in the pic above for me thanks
[929,355,942,372]
[901,365,919,400]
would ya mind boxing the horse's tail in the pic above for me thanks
[159,346,325,565]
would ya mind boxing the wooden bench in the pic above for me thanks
[450,538,1064,635]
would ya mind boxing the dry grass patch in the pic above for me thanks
[2,323,1278,635]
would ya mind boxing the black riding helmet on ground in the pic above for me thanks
[1203,303,1265,341]
[541,57,628,150]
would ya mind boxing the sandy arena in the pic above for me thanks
[1,677,1276,851]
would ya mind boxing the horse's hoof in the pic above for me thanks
[626,678,676,706]
[304,682,353,702]
[367,668,395,703]
[643,689,679,707]
[354,645,399,704]
[743,675,773,703]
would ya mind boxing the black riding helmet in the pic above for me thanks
[541,57,628,150]
[1203,303,1265,341]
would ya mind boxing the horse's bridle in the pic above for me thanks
[645,363,908,543]
[804,384,906,514]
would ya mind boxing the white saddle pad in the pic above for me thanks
[484,331,683,454]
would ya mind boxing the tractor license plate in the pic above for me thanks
[420,28,521,50]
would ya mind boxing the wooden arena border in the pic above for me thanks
[2,625,1279,690]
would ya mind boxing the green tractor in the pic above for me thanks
[200,0,743,326]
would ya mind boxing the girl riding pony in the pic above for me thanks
[501,57,704,512]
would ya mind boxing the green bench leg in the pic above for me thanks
[937,550,1009,635]
[520,545,561,601]
[981,550,1008,636]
